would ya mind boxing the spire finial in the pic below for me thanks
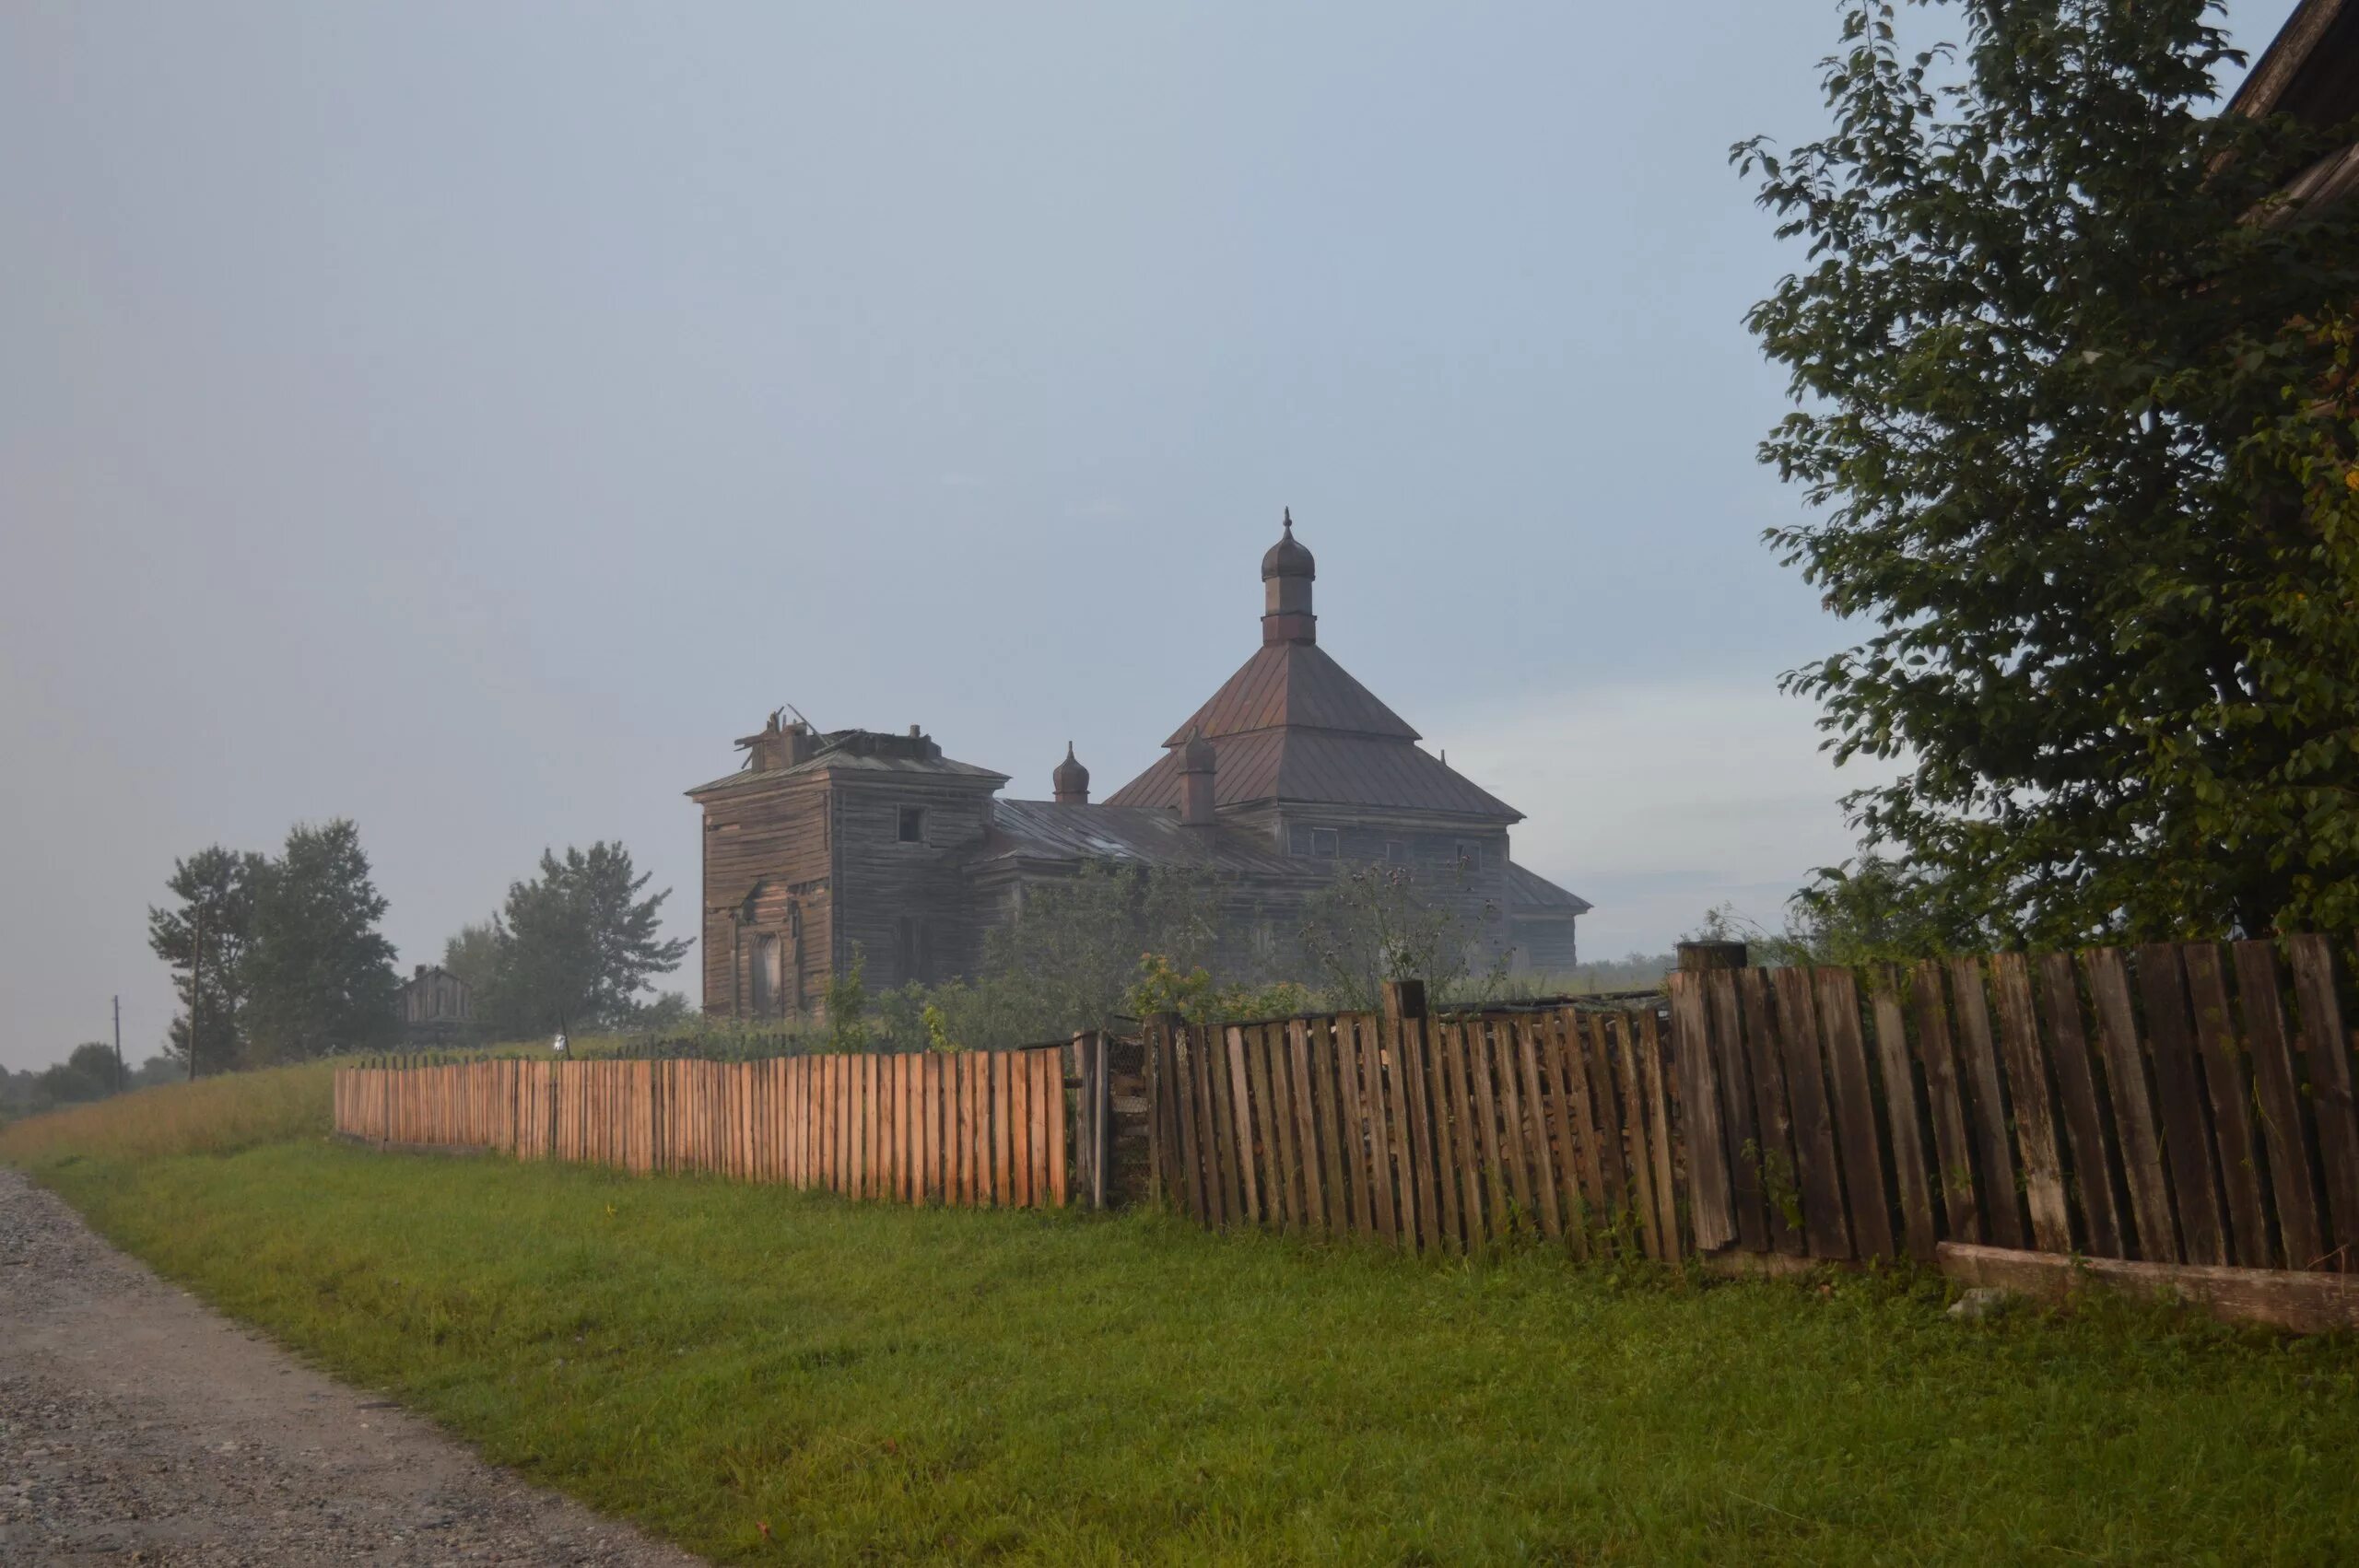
[1283,506,1292,531]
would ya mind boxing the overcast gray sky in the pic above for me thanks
[1,2,2301,1070]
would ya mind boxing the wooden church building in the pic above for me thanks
[687,516,1589,1020]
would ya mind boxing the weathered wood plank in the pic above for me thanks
[1170,1027,1203,1221]
[2287,934,2359,1264]
[1863,968,1937,1261]
[2085,948,2177,1261]
[1947,957,2026,1250]
[1638,1010,1682,1257]
[1584,1012,1635,1242]
[1468,1018,1511,1240]
[1423,1016,1466,1254]
[2034,954,2123,1259]
[1357,1015,1402,1246]
[1550,1012,1603,1235]
[1769,967,1850,1259]
[1444,1022,1490,1253]
[1514,1018,1564,1242]
[1538,1012,1590,1258]
[1285,1021,1325,1237]
[1202,1025,1239,1225]
[1702,972,1767,1251]
[1667,977,1736,1252]
[1605,1016,1663,1259]
[1265,1024,1302,1231]
[1910,961,1979,1245]
[2183,943,2271,1268]
[1492,1018,1538,1227]
[1989,954,2072,1254]
[1245,1024,1282,1228]
[1226,1026,1263,1226]
[1938,1241,2359,1337]
[1314,1023,1352,1235]
[2233,940,2327,1270]
[1736,969,1804,1254]
[1335,1018,1375,1235]
[2136,943,2226,1266]
[1813,968,1894,1260]
[1399,1015,1443,1252]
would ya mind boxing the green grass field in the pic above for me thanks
[7,1077,2359,1563]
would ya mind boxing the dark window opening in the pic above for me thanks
[1456,841,1482,871]
[1310,827,1339,858]
[898,806,925,844]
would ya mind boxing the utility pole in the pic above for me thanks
[112,994,123,1093]
[189,902,203,1082]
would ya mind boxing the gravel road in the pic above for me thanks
[0,1166,706,1566]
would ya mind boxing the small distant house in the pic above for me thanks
[398,964,473,1046]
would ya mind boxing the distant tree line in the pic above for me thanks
[0,1044,179,1123]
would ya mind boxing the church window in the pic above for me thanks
[1310,827,1339,858]
[898,806,926,844]
[1457,841,1483,871]
[1385,840,1406,864]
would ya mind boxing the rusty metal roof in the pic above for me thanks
[1108,728,1520,821]
[1159,641,1419,746]
[1109,637,1519,820]
[971,800,1329,882]
[1507,861,1592,916]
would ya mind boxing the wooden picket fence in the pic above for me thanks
[1152,936,2359,1281]
[334,1047,1072,1209]
[1144,1005,1687,1258]
[1674,935,2359,1273]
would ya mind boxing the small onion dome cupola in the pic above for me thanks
[1052,741,1090,805]
[1260,507,1318,646]
[1180,724,1218,825]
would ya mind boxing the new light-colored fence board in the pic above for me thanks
[334,1047,1071,1211]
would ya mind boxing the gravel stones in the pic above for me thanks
[0,1166,704,1566]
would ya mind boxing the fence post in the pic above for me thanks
[1677,941,1748,974]
[1380,979,1428,1025]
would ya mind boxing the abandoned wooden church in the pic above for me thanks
[687,516,1589,1020]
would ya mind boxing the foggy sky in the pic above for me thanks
[1,2,2300,1070]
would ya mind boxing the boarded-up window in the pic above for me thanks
[751,934,781,1016]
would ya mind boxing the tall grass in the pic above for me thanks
[0,1059,334,1164]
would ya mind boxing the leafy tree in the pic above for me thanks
[146,846,264,1072]
[35,1042,125,1104]
[441,919,501,1000]
[241,820,401,1062]
[474,842,693,1036]
[1298,864,1504,1011]
[1740,0,2359,943]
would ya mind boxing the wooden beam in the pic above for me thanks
[1937,1241,2359,1336]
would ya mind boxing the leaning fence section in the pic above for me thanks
[333,1047,1071,1211]
[1673,934,2359,1274]
[1144,1005,1686,1259]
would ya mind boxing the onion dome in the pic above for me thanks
[1261,508,1315,580]
[1052,742,1090,804]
